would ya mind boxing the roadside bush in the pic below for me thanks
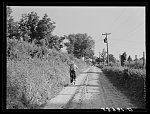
[6,43,70,108]
[102,66,146,108]
[7,38,50,61]
[125,61,145,69]
[7,39,87,109]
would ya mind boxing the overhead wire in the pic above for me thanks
[98,8,145,57]
[110,8,126,26]
[108,8,144,43]
[109,8,145,38]
[124,22,145,38]
[100,34,144,44]
[109,8,129,33]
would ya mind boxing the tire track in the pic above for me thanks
[67,66,137,109]
[66,68,92,109]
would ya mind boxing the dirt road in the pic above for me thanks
[65,66,138,109]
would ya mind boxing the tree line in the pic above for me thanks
[93,50,144,68]
[7,6,95,60]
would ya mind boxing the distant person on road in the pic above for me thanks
[70,61,78,85]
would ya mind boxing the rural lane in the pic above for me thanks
[43,66,138,109]
[65,66,137,109]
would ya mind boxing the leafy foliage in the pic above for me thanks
[46,35,65,51]
[109,54,116,63]
[7,8,64,52]
[127,55,132,62]
[7,6,20,39]
[65,33,95,59]
[102,66,146,108]
[36,13,55,41]
[125,60,145,69]
[18,12,39,42]
[6,7,89,109]
[121,52,127,66]
[101,49,107,62]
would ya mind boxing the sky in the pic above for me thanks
[10,6,146,60]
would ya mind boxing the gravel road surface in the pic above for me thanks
[66,66,137,109]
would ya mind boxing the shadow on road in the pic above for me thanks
[81,71,102,74]
[68,83,100,87]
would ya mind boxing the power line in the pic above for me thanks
[120,8,144,27]
[104,22,145,44]
[99,36,145,45]
[109,23,145,43]
[110,8,145,35]
[108,43,145,50]
[124,23,145,37]
[110,8,126,26]
[110,38,145,44]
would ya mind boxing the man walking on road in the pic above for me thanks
[70,61,78,85]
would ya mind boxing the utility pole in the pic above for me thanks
[119,54,121,66]
[102,32,111,65]
[135,55,137,65]
[143,52,145,68]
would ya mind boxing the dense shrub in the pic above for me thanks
[7,39,49,61]
[6,39,87,109]
[6,8,88,109]
[101,66,146,108]
[7,55,68,108]
[125,61,146,69]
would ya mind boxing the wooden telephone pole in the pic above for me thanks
[143,52,145,68]
[135,55,137,65]
[102,33,111,65]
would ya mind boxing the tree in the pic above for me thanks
[109,54,116,63]
[7,6,12,18]
[7,6,20,39]
[65,33,95,59]
[27,12,40,41]
[121,52,127,66]
[127,55,132,67]
[18,12,58,49]
[83,48,94,59]
[36,13,55,41]
[101,49,107,64]
[134,55,138,61]
[46,35,65,50]
[127,55,132,62]
[64,34,76,54]
[92,56,98,65]
[18,12,39,42]
[7,6,13,38]
[7,20,20,40]
[95,57,104,64]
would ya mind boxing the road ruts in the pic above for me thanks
[66,66,138,109]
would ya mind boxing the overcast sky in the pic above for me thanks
[10,6,145,60]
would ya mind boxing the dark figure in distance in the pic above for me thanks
[70,61,78,85]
